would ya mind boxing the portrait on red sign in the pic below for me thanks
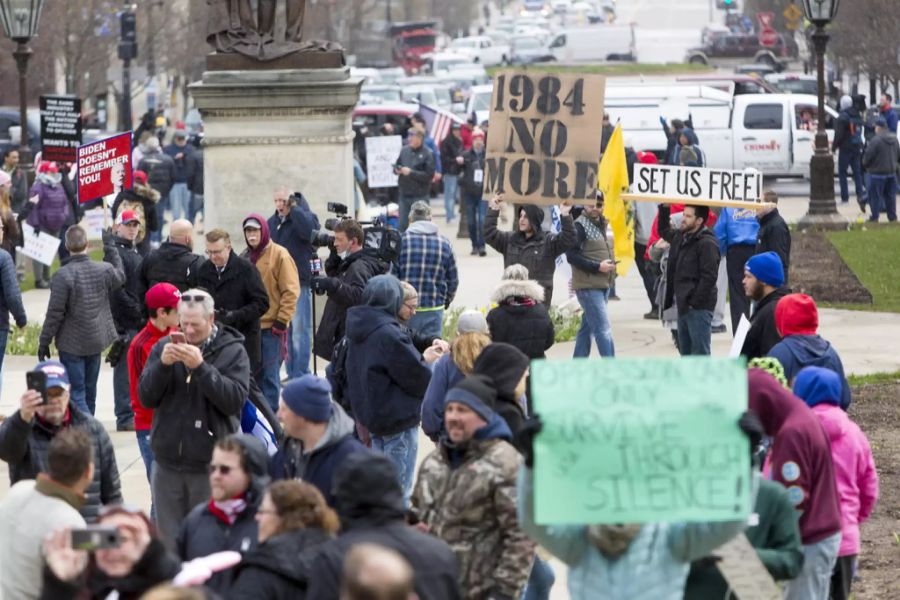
[77,131,133,204]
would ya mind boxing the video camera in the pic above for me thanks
[310,201,401,264]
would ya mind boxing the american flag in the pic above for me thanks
[418,103,463,146]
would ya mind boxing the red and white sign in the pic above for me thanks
[76,131,133,204]
[759,28,779,47]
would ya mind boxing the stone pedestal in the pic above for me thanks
[189,68,362,243]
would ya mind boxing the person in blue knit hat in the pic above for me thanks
[740,251,790,359]
[269,375,365,507]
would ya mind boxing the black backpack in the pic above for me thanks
[848,113,864,146]
[326,335,352,416]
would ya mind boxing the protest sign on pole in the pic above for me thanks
[364,135,403,189]
[40,96,83,163]
[531,357,750,525]
[76,132,133,204]
[484,70,606,205]
[20,223,62,266]
[624,164,774,209]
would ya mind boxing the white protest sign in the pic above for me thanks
[20,223,62,266]
[365,135,403,189]
[729,315,752,358]
[625,164,771,209]
[82,206,109,240]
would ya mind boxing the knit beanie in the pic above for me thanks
[839,95,853,110]
[445,375,498,422]
[775,293,819,336]
[744,252,785,287]
[793,366,843,407]
[472,342,530,399]
[747,357,789,390]
[281,375,332,423]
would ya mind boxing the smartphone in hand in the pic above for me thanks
[170,332,187,345]
[26,370,47,404]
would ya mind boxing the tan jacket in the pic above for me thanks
[252,242,300,329]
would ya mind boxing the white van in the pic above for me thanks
[545,25,635,63]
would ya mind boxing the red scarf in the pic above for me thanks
[207,494,248,526]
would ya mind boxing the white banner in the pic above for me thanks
[20,223,62,266]
[365,135,403,189]
[631,164,763,206]
[82,206,110,240]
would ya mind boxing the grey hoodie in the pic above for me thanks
[862,130,900,175]
[289,402,356,477]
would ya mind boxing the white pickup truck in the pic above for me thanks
[605,85,836,177]
[448,35,510,66]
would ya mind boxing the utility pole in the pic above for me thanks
[119,4,137,132]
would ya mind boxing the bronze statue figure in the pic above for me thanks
[207,0,331,61]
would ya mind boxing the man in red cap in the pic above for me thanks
[111,169,160,256]
[127,282,181,483]
[768,293,851,409]
[107,211,145,431]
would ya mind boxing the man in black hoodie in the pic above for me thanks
[657,204,720,355]
[485,194,576,305]
[740,252,790,359]
[307,452,461,600]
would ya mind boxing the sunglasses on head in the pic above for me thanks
[208,464,233,475]
[181,294,207,303]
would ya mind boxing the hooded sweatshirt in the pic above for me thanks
[748,369,842,545]
[241,213,299,330]
[472,343,530,445]
[767,294,851,409]
[345,275,433,436]
[792,367,878,556]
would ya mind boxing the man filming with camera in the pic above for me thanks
[312,219,386,362]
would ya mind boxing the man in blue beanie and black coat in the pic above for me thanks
[740,251,790,359]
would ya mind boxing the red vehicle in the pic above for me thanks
[391,21,440,74]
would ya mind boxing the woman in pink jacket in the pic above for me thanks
[793,366,879,600]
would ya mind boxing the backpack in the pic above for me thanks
[848,113,864,146]
[326,335,352,416]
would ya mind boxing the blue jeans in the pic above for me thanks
[58,351,102,415]
[868,174,897,221]
[408,309,444,340]
[150,194,169,243]
[523,554,556,600]
[443,175,458,222]
[168,182,191,221]
[112,333,136,427]
[371,426,419,505]
[837,148,865,203]
[136,430,154,482]
[676,309,713,356]
[189,193,203,224]
[0,328,7,398]
[399,192,429,232]
[259,328,284,413]
[573,289,615,357]
[464,193,487,250]
[288,285,312,378]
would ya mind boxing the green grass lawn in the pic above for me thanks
[487,63,712,77]
[826,224,900,313]
[19,245,105,293]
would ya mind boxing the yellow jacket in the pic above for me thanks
[251,241,300,329]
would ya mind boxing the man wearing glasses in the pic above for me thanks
[139,289,251,545]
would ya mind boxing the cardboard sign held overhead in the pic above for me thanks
[624,164,773,210]
[484,70,606,206]
[77,132,133,204]
[40,96,82,163]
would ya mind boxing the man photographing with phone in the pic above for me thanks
[0,360,122,523]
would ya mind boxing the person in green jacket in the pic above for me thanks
[684,477,805,599]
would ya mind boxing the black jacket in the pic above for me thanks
[487,279,554,360]
[230,528,332,600]
[313,249,386,360]
[40,538,181,600]
[741,287,790,360]
[138,325,250,472]
[137,150,176,197]
[111,187,160,257]
[396,143,436,197]
[197,252,270,368]
[108,235,144,333]
[138,241,204,299]
[862,130,900,175]
[0,408,121,523]
[832,107,864,152]
[307,453,462,600]
[756,209,791,279]
[658,205,720,314]
[268,200,319,283]
[440,133,464,176]
[460,147,486,196]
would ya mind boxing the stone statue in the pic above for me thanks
[207,0,337,61]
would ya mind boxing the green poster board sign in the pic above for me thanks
[531,357,750,525]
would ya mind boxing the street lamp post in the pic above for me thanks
[798,0,845,230]
[0,0,45,172]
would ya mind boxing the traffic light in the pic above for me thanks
[118,11,137,60]
[716,0,739,9]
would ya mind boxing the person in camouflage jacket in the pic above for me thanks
[411,375,534,600]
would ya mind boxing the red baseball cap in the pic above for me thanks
[133,170,148,185]
[145,283,181,311]
[116,210,140,225]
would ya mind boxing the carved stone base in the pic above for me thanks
[189,68,363,243]
[206,50,344,71]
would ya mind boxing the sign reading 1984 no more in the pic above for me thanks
[40,95,82,163]
[484,71,606,206]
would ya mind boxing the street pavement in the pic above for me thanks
[0,194,895,598]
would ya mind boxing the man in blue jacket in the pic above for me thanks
[270,375,365,506]
[268,186,320,378]
[714,206,760,332]
[344,275,432,501]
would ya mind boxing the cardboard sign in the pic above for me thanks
[484,71,606,205]
[713,534,783,599]
[365,135,403,189]
[531,357,750,525]
[77,132,132,204]
[40,96,83,163]
[625,164,770,209]
[20,223,62,266]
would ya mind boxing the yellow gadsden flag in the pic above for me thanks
[598,124,634,276]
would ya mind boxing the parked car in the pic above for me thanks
[0,107,41,153]
[735,63,779,77]
[765,73,818,96]
[429,52,472,74]
[510,36,554,65]
[448,35,510,66]
[686,31,795,72]
[375,67,407,85]
[546,25,636,62]
[465,84,494,124]
[353,103,418,135]
[360,84,404,105]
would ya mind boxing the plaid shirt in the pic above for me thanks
[398,222,459,309]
